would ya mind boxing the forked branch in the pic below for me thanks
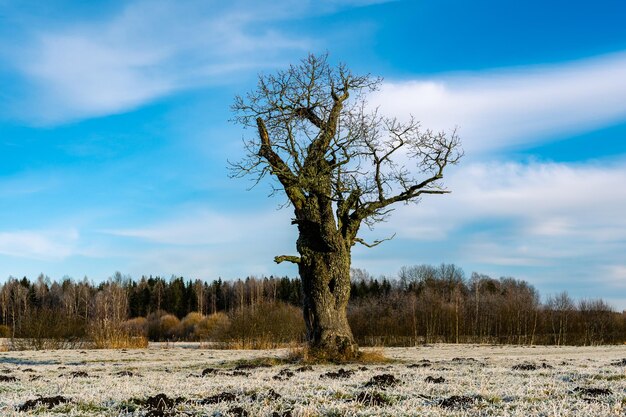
[353,233,396,248]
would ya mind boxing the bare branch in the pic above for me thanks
[274,255,301,264]
[231,53,462,247]
[353,233,396,248]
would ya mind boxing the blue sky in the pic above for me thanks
[1,0,626,309]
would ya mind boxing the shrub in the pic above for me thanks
[122,317,148,337]
[0,325,11,338]
[227,302,305,348]
[146,310,182,341]
[179,312,204,339]
[194,312,231,341]
[88,319,148,349]
[12,308,87,350]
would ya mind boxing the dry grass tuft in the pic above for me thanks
[284,345,391,364]
[357,348,390,364]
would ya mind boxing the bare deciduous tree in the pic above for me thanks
[231,54,462,359]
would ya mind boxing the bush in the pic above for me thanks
[146,312,181,341]
[0,325,11,338]
[122,317,148,337]
[159,314,180,339]
[179,312,204,339]
[12,308,87,350]
[145,310,178,341]
[87,319,148,349]
[227,302,305,348]
[194,312,231,341]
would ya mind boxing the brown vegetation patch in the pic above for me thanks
[364,373,400,388]
[321,368,354,379]
[407,360,431,369]
[357,349,389,364]
[201,392,237,404]
[439,395,483,409]
[425,376,445,383]
[141,393,186,417]
[115,370,135,377]
[230,370,251,377]
[266,389,281,401]
[273,368,294,380]
[295,365,313,372]
[228,406,249,417]
[452,357,477,363]
[18,396,71,412]
[271,410,293,417]
[235,363,269,370]
[144,393,181,409]
[512,363,538,371]
[512,362,553,371]
[354,391,391,406]
[573,387,612,396]
[201,367,219,376]
[286,346,389,365]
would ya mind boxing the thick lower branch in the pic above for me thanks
[274,255,301,264]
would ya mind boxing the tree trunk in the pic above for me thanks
[295,193,358,360]
[297,245,357,359]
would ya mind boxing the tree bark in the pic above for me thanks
[297,245,357,359]
[294,193,358,360]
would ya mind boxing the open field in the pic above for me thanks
[0,344,624,416]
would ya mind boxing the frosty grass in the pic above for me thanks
[0,343,624,416]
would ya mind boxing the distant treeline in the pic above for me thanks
[0,265,624,348]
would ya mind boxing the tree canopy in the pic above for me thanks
[231,53,463,251]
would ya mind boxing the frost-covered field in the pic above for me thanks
[0,343,625,416]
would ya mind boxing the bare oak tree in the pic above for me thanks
[231,54,462,359]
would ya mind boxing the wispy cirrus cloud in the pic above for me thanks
[3,0,392,124]
[371,52,626,153]
[0,229,79,260]
[8,1,306,123]
[100,207,297,278]
[102,208,291,246]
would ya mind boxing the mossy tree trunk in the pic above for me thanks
[295,191,357,359]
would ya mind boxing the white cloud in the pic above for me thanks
[0,229,79,260]
[103,208,292,246]
[372,159,626,274]
[99,207,298,278]
[8,0,309,123]
[6,0,394,124]
[604,265,626,289]
[349,159,626,308]
[371,52,626,153]
[0,172,59,197]
[23,34,175,120]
